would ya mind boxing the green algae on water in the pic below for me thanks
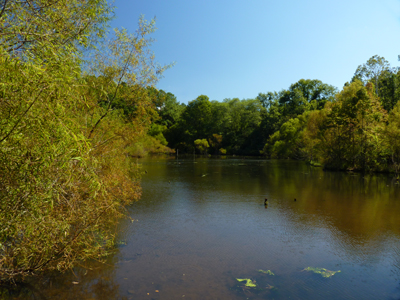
[258,269,275,275]
[303,267,341,278]
[236,278,257,287]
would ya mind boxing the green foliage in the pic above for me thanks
[236,278,257,287]
[162,79,336,156]
[194,139,209,154]
[183,95,213,138]
[208,134,223,154]
[159,55,400,173]
[265,114,308,159]
[383,102,400,173]
[302,109,328,163]
[0,0,112,57]
[258,269,275,275]
[222,98,266,154]
[354,55,391,96]
[303,267,341,278]
[352,55,400,111]
[0,3,172,282]
[148,124,168,146]
[126,134,173,157]
[151,89,185,128]
[164,95,211,150]
[302,80,388,171]
[278,79,337,117]
[165,96,267,155]
[257,91,279,110]
[258,67,398,171]
[376,69,400,112]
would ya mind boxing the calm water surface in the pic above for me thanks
[3,158,400,299]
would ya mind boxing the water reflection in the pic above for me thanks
[0,255,127,300]
[3,158,400,299]
[126,158,400,299]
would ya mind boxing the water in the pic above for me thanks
[3,158,400,299]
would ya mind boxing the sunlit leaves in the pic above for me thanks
[194,139,209,154]
[0,2,166,282]
[303,80,388,171]
[87,16,173,88]
[0,0,112,59]
[354,55,391,96]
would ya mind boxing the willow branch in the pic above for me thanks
[0,84,48,143]
[0,0,8,19]
[88,43,136,139]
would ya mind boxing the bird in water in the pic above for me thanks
[264,198,268,205]
[294,198,297,202]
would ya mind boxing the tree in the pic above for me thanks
[194,139,209,154]
[208,134,223,154]
[181,95,213,139]
[156,91,185,128]
[266,114,308,159]
[0,0,112,56]
[222,98,265,154]
[312,80,387,171]
[0,0,114,280]
[209,100,230,135]
[86,20,173,138]
[354,55,391,96]
[302,110,328,163]
[257,92,279,110]
[0,5,170,281]
[383,102,400,174]
[258,79,336,157]
[278,79,337,117]
[376,69,400,112]
[163,95,212,152]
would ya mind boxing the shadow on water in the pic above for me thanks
[0,255,128,300]
[4,157,400,299]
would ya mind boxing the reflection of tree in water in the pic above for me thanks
[0,282,48,300]
[158,158,400,241]
[0,258,128,300]
[262,162,400,238]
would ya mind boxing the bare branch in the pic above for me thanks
[0,84,49,143]
[88,42,137,139]
[0,0,8,19]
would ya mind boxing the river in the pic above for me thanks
[3,157,400,299]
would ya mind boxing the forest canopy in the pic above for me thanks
[155,58,400,174]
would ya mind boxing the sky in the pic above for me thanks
[110,0,400,104]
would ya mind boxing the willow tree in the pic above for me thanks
[0,1,168,282]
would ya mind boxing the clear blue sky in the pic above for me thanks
[110,0,400,104]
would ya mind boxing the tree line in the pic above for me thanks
[152,55,400,173]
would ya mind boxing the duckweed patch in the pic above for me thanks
[258,269,275,275]
[303,267,341,278]
[236,278,257,287]
[232,270,279,298]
